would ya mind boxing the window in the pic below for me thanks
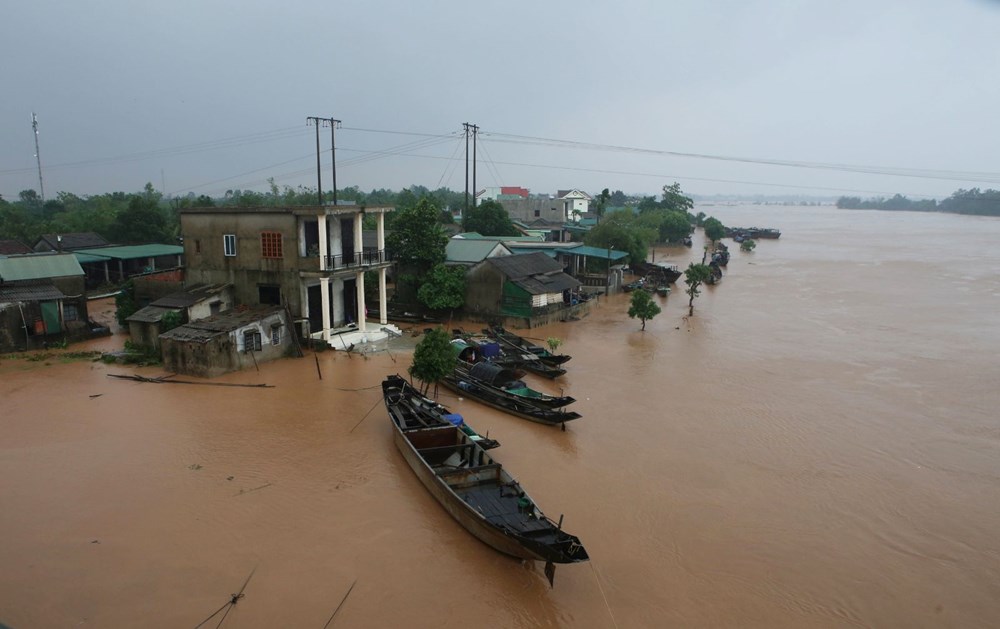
[194,239,201,254]
[258,285,281,305]
[243,330,262,353]
[534,209,541,217]
[224,234,236,257]
[261,232,283,259]
[271,324,282,346]
[63,303,79,322]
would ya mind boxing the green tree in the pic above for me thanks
[161,310,183,332]
[661,182,694,213]
[595,188,611,220]
[418,264,466,315]
[110,195,169,243]
[627,289,662,330]
[462,199,520,236]
[684,263,713,316]
[703,217,726,243]
[584,209,656,267]
[115,280,138,326]
[740,239,756,252]
[387,196,448,277]
[659,210,692,243]
[408,327,457,395]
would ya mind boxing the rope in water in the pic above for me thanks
[590,562,619,629]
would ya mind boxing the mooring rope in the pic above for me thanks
[590,562,620,629]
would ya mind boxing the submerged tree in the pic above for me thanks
[409,327,456,396]
[627,289,662,330]
[740,239,757,252]
[684,263,713,316]
[703,217,726,244]
[417,264,466,317]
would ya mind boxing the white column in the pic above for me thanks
[356,271,367,332]
[353,212,363,266]
[320,278,331,342]
[318,214,328,270]
[379,267,388,325]
[377,212,385,253]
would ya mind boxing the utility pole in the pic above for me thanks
[463,122,479,212]
[471,124,479,208]
[329,118,341,206]
[31,112,45,202]
[463,123,470,214]
[307,116,340,206]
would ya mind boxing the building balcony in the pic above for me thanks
[299,249,394,276]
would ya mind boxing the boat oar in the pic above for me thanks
[193,566,256,629]
[322,579,357,628]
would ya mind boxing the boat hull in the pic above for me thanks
[440,377,581,426]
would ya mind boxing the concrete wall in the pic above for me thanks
[182,211,302,314]
[463,262,505,318]
[161,310,292,377]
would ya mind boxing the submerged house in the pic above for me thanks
[126,283,233,350]
[159,306,293,377]
[463,251,587,328]
[179,205,397,349]
[0,253,92,351]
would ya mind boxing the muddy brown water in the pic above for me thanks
[2,205,999,628]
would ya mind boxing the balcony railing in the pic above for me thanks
[322,249,392,271]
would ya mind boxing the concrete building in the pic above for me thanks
[126,283,233,350]
[159,306,293,377]
[179,205,396,348]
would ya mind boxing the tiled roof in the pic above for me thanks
[151,283,230,308]
[126,305,178,324]
[0,240,32,255]
[36,232,110,251]
[487,252,563,278]
[160,306,284,343]
[0,281,67,303]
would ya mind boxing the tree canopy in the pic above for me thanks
[703,217,726,243]
[583,209,656,266]
[462,199,520,236]
[386,196,449,279]
[417,264,466,312]
[684,263,713,316]
[627,289,661,330]
[408,327,457,394]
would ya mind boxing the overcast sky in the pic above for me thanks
[2,0,999,201]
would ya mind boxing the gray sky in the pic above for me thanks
[2,0,999,201]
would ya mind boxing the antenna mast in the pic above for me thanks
[32,112,45,201]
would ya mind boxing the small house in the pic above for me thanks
[463,252,585,327]
[159,306,293,377]
[0,253,91,351]
[126,283,233,350]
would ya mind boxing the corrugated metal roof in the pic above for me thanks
[73,244,183,261]
[513,274,580,295]
[0,282,67,303]
[0,253,85,281]
[487,252,563,279]
[560,246,629,261]
[446,239,510,264]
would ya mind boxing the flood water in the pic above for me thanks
[2,205,999,628]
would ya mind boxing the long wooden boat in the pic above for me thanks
[455,361,576,410]
[383,376,589,582]
[439,363,581,427]
[382,375,499,449]
[484,325,571,366]
[453,333,566,380]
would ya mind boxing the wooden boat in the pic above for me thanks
[632,260,683,284]
[453,333,566,380]
[383,377,589,581]
[454,361,576,410]
[484,325,571,366]
[656,285,671,296]
[440,369,581,427]
[382,375,499,449]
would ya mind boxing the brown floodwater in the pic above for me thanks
[2,205,999,628]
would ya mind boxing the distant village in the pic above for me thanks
[0,184,764,376]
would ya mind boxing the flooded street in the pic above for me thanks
[2,205,999,628]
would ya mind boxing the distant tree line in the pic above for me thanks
[836,188,1000,216]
